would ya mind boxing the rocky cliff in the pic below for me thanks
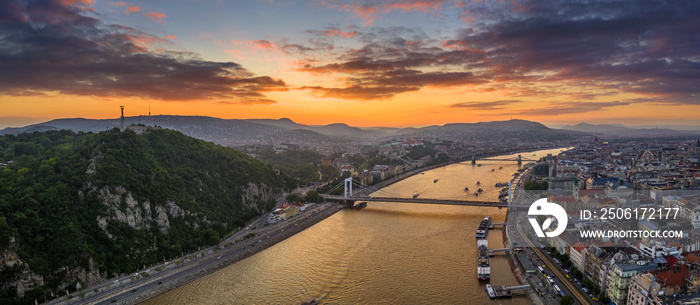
[0,128,288,303]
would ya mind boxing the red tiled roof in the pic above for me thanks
[578,190,604,196]
[684,253,700,265]
[572,242,585,253]
[664,255,679,267]
[655,265,689,287]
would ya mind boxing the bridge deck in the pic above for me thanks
[322,195,521,208]
[479,158,537,161]
[505,285,531,290]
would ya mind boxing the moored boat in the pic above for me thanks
[476,216,491,238]
[485,284,496,298]
[477,239,490,281]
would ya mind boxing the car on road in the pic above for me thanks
[158,281,163,285]
[111,299,117,303]
[131,289,137,293]
[134,273,139,276]
[217,256,221,259]
[113,279,119,283]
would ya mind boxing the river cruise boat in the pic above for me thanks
[475,216,491,238]
[477,239,490,281]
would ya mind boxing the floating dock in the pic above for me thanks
[485,284,530,299]
[485,284,511,298]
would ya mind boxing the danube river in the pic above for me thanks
[143,148,564,304]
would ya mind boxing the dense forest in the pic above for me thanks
[0,128,289,304]
[254,148,339,185]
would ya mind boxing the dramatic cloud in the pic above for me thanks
[0,0,287,103]
[294,31,486,100]
[451,100,523,110]
[318,27,359,38]
[449,0,700,105]
[384,0,445,12]
[323,0,445,24]
[144,12,166,23]
[302,0,700,104]
[110,2,138,14]
[250,40,277,50]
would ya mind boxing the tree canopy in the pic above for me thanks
[0,129,286,304]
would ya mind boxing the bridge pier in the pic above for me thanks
[471,155,476,165]
[517,154,522,166]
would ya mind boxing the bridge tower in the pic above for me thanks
[471,155,476,165]
[343,177,353,199]
[517,154,522,166]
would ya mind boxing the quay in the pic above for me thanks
[486,284,531,299]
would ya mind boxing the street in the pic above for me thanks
[50,201,342,305]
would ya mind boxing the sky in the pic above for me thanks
[1,0,699,128]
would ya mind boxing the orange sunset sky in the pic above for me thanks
[1,0,699,128]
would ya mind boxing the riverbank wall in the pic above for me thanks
[124,204,343,305]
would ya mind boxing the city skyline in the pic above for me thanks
[2,0,700,128]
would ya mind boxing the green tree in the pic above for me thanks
[286,193,303,203]
[0,129,287,303]
[304,190,323,203]
[559,295,573,305]
[524,180,548,190]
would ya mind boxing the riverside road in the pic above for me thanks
[51,202,342,305]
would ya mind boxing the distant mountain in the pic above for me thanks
[560,123,700,137]
[628,124,700,131]
[458,119,550,131]
[314,123,379,138]
[360,126,403,134]
[0,115,342,146]
[2,117,594,144]
[398,119,582,142]
[245,117,306,130]
[561,123,631,133]
[246,118,382,139]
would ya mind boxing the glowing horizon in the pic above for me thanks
[1,0,699,129]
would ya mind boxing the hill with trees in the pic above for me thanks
[0,128,289,304]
